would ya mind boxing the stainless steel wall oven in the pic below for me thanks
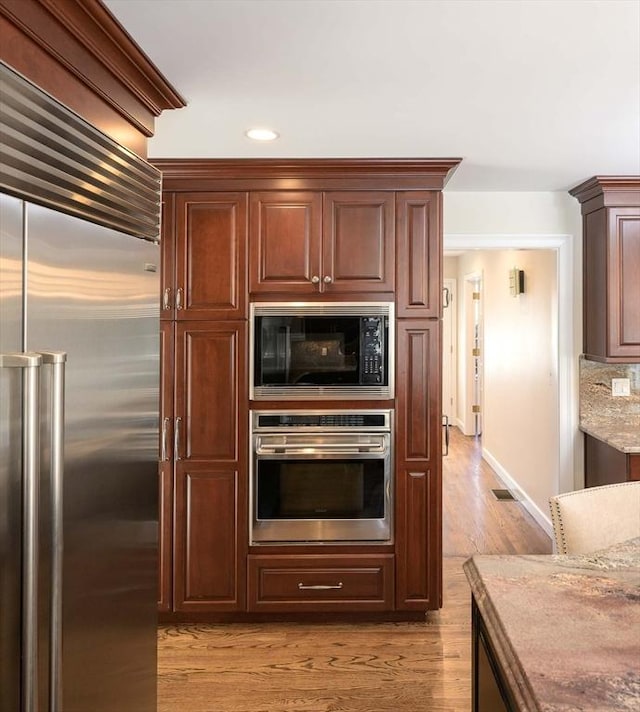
[250,410,393,544]
[250,302,394,400]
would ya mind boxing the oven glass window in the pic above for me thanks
[256,459,385,520]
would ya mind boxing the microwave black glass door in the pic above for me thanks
[255,315,385,387]
[256,458,385,521]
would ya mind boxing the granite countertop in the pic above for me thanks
[579,422,640,454]
[464,538,640,711]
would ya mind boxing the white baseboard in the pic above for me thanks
[482,447,554,538]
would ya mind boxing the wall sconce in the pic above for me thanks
[509,267,525,296]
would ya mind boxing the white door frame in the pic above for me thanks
[442,277,457,423]
[444,234,576,499]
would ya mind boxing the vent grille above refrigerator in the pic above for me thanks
[0,61,161,241]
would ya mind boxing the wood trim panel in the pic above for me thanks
[583,208,608,360]
[160,193,175,320]
[151,158,462,192]
[395,320,441,610]
[0,0,184,151]
[158,462,173,612]
[396,191,441,318]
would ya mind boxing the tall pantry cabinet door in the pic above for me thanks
[174,193,247,319]
[249,192,322,294]
[173,321,248,611]
[158,321,174,612]
[396,192,441,318]
[322,192,395,293]
[395,320,441,611]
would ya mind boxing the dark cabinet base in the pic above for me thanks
[584,433,639,487]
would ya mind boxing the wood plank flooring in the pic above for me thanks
[158,428,552,712]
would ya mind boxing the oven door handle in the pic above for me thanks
[257,443,386,454]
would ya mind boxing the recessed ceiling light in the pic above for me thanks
[245,127,279,141]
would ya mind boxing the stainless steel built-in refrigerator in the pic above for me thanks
[0,62,160,712]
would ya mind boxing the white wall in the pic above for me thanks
[457,249,558,521]
[442,191,584,533]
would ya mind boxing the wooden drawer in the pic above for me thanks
[247,554,394,612]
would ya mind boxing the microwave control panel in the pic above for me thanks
[361,317,385,384]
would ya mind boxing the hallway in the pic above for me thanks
[157,429,551,712]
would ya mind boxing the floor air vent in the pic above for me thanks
[491,489,516,501]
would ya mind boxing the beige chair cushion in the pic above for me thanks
[549,481,640,555]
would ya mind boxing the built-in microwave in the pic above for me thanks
[250,302,394,400]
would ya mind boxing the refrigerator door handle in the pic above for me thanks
[39,352,67,712]
[0,352,43,712]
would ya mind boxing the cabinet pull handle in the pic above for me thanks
[161,417,171,461]
[163,287,172,310]
[174,417,182,460]
[175,287,183,310]
[323,275,333,284]
[297,582,343,591]
[311,275,320,284]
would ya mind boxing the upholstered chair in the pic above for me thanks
[549,481,640,555]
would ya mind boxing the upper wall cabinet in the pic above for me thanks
[161,192,248,320]
[571,177,640,362]
[249,191,394,296]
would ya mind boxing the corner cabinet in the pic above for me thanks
[570,177,640,362]
[152,158,461,619]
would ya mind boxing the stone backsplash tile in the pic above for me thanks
[579,358,640,451]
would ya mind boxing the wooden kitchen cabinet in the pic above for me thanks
[570,177,640,362]
[395,320,441,610]
[153,159,460,620]
[170,321,248,612]
[584,433,640,488]
[174,464,246,612]
[249,190,394,296]
[247,554,394,613]
[161,192,247,320]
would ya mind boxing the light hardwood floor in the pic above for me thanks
[158,428,551,712]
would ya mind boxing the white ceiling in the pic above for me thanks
[105,0,640,191]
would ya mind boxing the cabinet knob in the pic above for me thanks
[323,275,333,284]
[311,275,320,284]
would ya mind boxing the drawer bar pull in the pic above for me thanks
[297,582,343,591]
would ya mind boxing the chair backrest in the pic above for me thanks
[549,481,640,554]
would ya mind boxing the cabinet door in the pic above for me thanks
[395,320,441,610]
[160,193,175,320]
[174,321,247,463]
[608,208,640,359]
[158,321,174,611]
[175,192,247,319]
[322,191,394,293]
[249,191,322,294]
[173,464,246,612]
[396,191,441,318]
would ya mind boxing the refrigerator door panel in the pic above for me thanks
[0,193,25,712]
[26,203,159,712]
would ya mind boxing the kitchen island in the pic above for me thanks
[463,538,640,711]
